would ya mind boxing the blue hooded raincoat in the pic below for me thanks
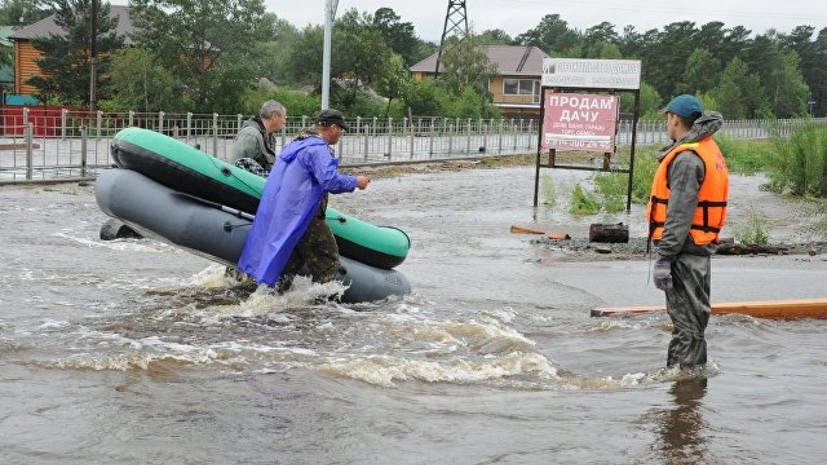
[237,136,357,285]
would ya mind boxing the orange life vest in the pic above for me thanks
[646,137,729,245]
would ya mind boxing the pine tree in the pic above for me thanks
[27,0,123,106]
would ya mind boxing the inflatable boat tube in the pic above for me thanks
[95,168,411,303]
[109,127,410,269]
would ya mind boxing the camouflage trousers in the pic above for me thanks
[276,214,340,293]
[665,253,712,369]
[233,157,270,177]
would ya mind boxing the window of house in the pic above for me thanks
[503,78,540,101]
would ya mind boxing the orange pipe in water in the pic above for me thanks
[591,298,827,319]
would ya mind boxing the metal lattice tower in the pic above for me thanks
[434,0,468,77]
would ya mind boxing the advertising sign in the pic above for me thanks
[542,58,641,90]
[542,92,619,153]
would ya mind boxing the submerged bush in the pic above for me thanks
[734,205,770,244]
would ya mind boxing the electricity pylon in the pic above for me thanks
[434,0,468,77]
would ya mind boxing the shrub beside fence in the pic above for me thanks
[0,107,824,183]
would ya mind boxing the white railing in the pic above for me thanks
[1,107,824,182]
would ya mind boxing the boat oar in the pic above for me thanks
[172,191,255,221]
[510,224,571,240]
[510,224,545,234]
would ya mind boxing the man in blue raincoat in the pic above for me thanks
[237,109,370,292]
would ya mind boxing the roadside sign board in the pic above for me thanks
[542,58,642,90]
[541,92,619,153]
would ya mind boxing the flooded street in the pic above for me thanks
[2,164,826,464]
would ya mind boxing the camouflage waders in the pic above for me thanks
[665,253,711,369]
[276,198,340,293]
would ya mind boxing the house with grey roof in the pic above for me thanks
[410,45,550,117]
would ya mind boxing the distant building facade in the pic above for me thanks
[7,5,134,97]
[410,45,550,118]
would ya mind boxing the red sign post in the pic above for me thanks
[541,93,619,153]
[533,58,642,212]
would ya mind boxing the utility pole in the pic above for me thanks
[321,0,339,110]
[89,0,98,112]
[434,0,468,78]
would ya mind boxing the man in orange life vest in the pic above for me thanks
[647,94,729,370]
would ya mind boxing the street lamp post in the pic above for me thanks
[321,0,338,110]
[90,0,98,112]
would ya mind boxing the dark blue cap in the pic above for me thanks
[659,94,703,119]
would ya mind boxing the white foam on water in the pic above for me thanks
[38,319,70,330]
[314,305,561,387]
[39,334,323,372]
[589,317,658,331]
[562,362,722,390]
[53,231,173,253]
[321,351,559,388]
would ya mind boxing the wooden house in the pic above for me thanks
[7,5,134,97]
[410,45,550,118]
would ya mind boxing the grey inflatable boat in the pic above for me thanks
[95,169,411,303]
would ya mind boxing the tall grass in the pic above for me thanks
[570,183,601,216]
[766,123,827,197]
[714,134,774,176]
[593,171,628,213]
[540,173,556,206]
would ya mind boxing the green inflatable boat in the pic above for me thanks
[109,127,410,269]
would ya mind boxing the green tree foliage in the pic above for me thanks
[403,78,448,116]
[27,0,123,106]
[286,25,324,88]
[106,47,184,111]
[255,15,301,86]
[742,33,809,117]
[22,2,827,120]
[374,53,411,117]
[129,0,274,113]
[646,21,700,99]
[810,28,827,117]
[620,81,662,119]
[372,7,426,65]
[477,28,514,45]
[581,22,621,58]
[331,9,392,109]
[516,14,579,55]
[678,48,721,94]
[436,34,495,99]
[781,26,826,116]
[711,57,768,119]
[0,0,51,26]
[239,87,320,118]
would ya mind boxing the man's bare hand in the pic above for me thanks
[356,175,371,190]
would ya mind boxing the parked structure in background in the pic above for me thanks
[411,45,550,118]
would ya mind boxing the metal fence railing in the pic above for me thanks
[1,107,824,183]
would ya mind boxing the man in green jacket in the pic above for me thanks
[230,100,287,176]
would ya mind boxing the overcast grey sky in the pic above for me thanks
[264,0,827,42]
